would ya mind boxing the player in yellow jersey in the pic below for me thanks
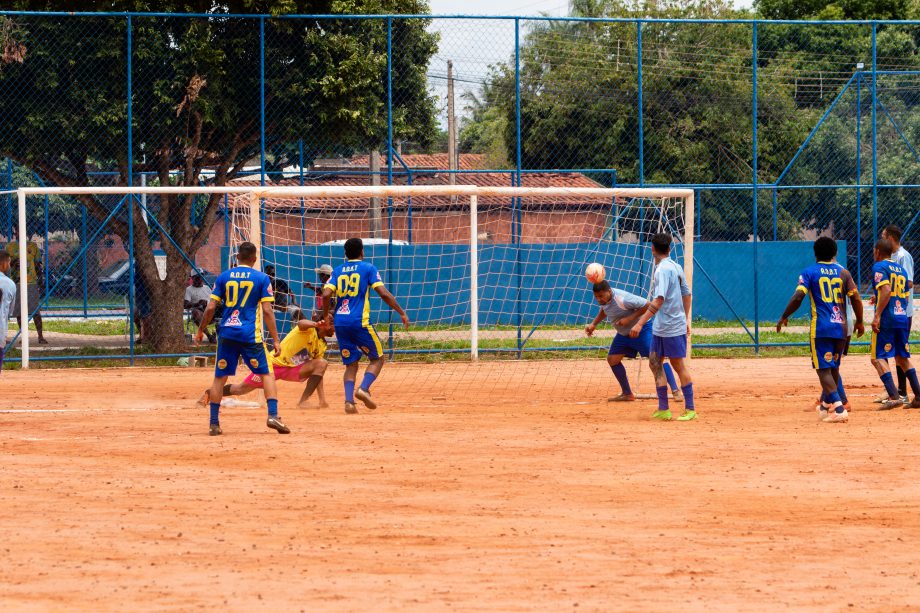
[199,317,334,410]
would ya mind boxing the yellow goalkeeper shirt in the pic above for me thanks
[272,326,327,368]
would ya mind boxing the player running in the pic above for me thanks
[321,237,410,414]
[585,280,681,402]
[199,316,334,410]
[630,233,696,421]
[777,237,864,423]
[195,241,289,436]
[881,225,915,404]
[869,238,920,410]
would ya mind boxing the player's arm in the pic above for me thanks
[261,301,282,355]
[296,318,319,331]
[631,296,663,337]
[320,285,335,322]
[874,282,892,334]
[841,269,865,338]
[194,298,220,344]
[585,308,606,336]
[776,290,806,332]
[615,304,648,328]
[373,285,410,330]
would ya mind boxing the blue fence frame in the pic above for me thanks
[3,12,920,364]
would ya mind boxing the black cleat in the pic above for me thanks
[266,417,290,434]
[209,424,222,436]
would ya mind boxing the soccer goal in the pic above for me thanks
[15,185,692,396]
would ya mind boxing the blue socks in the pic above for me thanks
[681,383,695,410]
[209,402,220,426]
[881,371,900,399]
[267,398,278,418]
[344,380,355,403]
[656,386,669,410]
[611,362,632,395]
[663,363,678,393]
[360,372,377,392]
[907,368,920,397]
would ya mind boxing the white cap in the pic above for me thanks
[315,264,333,275]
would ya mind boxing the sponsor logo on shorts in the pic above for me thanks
[217,359,228,369]
[250,358,260,368]
[341,349,351,358]
[251,375,262,383]
[824,352,833,363]
[885,343,893,352]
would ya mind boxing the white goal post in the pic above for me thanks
[15,185,694,370]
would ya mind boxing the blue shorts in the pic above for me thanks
[336,323,384,365]
[872,327,910,360]
[810,336,845,370]
[215,337,272,377]
[609,321,653,358]
[651,334,687,359]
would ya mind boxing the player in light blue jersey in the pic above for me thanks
[195,241,288,436]
[630,233,695,421]
[584,280,680,402]
[322,238,410,414]
[869,238,920,409]
[777,237,864,422]
[0,251,16,374]
[882,225,915,402]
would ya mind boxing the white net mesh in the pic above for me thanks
[228,186,689,397]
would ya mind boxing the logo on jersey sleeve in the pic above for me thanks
[830,305,843,324]
[337,299,351,315]
[375,271,382,283]
[267,283,274,296]
[875,271,884,283]
[798,275,805,285]
[225,309,242,327]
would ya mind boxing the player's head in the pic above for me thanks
[592,280,612,305]
[316,264,333,283]
[264,264,276,277]
[237,241,258,266]
[0,251,10,273]
[875,238,894,261]
[813,236,837,262]
[191,273,204,287]
[344,237,364,260]
[315,317,335,337]
[651,233,672,257]
[882,224,903,246]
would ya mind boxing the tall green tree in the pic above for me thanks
[0,1,438,352]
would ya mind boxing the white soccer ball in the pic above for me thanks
[585,262,606,284]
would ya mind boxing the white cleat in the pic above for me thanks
[822,409,849,423]
[817,406,829,421]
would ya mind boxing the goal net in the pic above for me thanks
[229,185,693,396]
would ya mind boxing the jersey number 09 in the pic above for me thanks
[337,273,362,298]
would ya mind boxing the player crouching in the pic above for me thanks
[869,239,920,410]
[585,280,681,402]
[199,316,334,410]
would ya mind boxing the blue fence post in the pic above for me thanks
[637,20,644,186]
[856,69,863,287]
[259,16,266,251]
[515,17,523,357]
[752,21,759,353]
[772,188,777,241]
[695,189,701,239]
[81,205,88,317]
[5,159,11,240]
[872,23,878,245]
[386,16,395,358]
[126,14,135,365]
[43,195,48,298]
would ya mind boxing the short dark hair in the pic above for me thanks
[884,224,903,243]
[651,233,672,255]
[593,280,611,293]
[0,251,9,265]
[264,264,275,274]
[237,241,258,263]
[344,237,364,260]
[813,236,837,261]
[876,238,894,258]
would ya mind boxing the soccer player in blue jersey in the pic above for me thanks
[195,241,289,436]
[585,280,681,402]
[881,225,915,402]
[630,233,696,421]
[777,237,864,422]
[321,237,410,414]
[869,238,920,410]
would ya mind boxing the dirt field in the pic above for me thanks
[2,357,920,611]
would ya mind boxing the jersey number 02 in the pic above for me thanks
[818,277,843,304]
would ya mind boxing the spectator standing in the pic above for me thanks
[306,264,334,318]
[5,228,47,344]
[0,251,16,373]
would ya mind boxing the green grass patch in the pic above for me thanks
[11,319,129,336]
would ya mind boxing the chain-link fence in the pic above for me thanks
[3,12,920,364]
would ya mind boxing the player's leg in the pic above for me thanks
[662,360,681,400]
[606,352,634,401]
[297,358,328,409]
[893,328,920,407]
[668,356,696,421]
[897,316,912,400]
[647,338,671,420]
[871,329,902,408]
[343,360,360,414]
[336,325,364,414]
[245,343,289,433]
[207,338,243,435]
[354,324,385,410]
[817,367,847,422]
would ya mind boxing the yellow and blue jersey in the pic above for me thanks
[872,259,910,330]
[325,259,384,328]
[796,262,856,339]
[210,265,274,343]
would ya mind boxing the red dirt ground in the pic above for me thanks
[2,357,920,611]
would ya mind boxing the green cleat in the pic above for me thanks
[651,409,672,421]
[676,410,698,421]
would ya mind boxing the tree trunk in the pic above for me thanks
[143,273,189,354]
